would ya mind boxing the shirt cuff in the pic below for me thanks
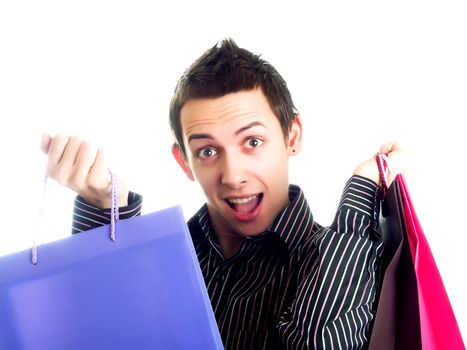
[72,191,142,234]
[337,175,378,218]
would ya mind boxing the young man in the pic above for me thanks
[43,39,402,349]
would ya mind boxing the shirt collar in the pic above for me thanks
[193,184,314,249]
[267,184,315,248]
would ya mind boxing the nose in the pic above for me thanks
[220,153,248,189]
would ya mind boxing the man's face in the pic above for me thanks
[176,88,302,238]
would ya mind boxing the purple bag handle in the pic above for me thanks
[109,170,119,242]
[31,169,119,265]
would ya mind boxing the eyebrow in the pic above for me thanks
[187,133,214,143]
[187,121,267,144]
[234,121,266,136]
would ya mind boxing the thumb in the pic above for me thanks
[379,141,401,155]
[40,132,52,154]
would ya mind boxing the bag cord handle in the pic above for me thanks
[31,170,119,265]
[109,170,119,242]
[375,153,390,198]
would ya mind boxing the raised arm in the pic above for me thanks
[277,142,403,349]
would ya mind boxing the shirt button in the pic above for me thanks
[216,273,225,282]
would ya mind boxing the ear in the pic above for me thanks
[171,144,195,181]
[287,114,303,156]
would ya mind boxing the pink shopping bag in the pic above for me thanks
[370,154,464,349]
[398,174,465,350]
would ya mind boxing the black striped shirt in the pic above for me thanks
[72,175,382,349]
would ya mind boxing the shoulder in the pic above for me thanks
[186,205,210,242]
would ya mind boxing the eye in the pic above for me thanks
[246,137,264,149]
[198,147,218,159]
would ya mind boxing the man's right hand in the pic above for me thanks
[353,142,404,187]
[41,133,129,209]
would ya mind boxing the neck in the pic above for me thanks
[207,208,246,259]
[217,234,245,259]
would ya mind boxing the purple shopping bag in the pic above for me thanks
[0,206,224,350]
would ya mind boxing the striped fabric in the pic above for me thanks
[72,191,141,234]
[72,175,383,349]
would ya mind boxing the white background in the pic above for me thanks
[1,0,466,342]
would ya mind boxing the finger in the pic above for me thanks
[71,141,98,187]
[380,141,402,155]
[40,132,52,154]
[389,142,402,153]
[379,142,395,155]
[59,136,83,168]
[47,134,70,168]
[87,148,110,191]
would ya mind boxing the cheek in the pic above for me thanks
[261,148,290,186]
[257,145,289,172]
[192,164,218,194]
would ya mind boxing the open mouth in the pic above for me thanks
[225,193,263,214]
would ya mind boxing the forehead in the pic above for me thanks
[180,88,279,138]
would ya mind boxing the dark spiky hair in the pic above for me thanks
[169,39,297,157]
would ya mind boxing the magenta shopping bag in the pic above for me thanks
[398,174,465,350]
[370,153,465,350]
[0,206,224,350]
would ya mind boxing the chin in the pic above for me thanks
[234,220,271,237]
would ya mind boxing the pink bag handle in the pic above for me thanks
[375,153,390,196]
[31,170,119,265]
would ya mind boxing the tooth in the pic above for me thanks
[228,195,257,204]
